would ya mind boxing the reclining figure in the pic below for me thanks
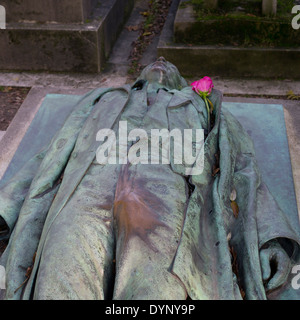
[0,58,299,300]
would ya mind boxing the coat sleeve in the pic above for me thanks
[220,109,300,299]
[0,87,111,240]
[222,109,300,258]
[0,148,48,240]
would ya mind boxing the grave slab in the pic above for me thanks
[0,92,299,300]
[1,94,298,229]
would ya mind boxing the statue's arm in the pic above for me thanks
[233,153,298,296]
[223,108,300,255]
[0,88,112,240]
[255,181,300,293]
[0,147,48,240]
[0,86,120,242]
[222,109,300,296]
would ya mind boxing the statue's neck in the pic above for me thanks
[146,82,164,106]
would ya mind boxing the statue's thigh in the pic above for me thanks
[113,164,188,300]
[34,164,120,300]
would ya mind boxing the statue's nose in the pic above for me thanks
[157,56,166,62]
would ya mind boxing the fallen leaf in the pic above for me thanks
[230,246,246,299]
[25,266,33,278]
[142,32,152,36]
[207,98,214,113]
[126,25,139,31]
[212,152,220,176]
[230,189,237,201]
[14,251,37,294]
[227,232,232,241]
[286,90,300,100]
[212,166,220,177]
[231,200,239,218]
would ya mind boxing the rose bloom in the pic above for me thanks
[191,76,214,97]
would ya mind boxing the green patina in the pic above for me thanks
[0,59,299,300]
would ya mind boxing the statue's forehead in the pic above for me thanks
[136,59,187,90]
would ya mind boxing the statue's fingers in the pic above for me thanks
[266,250,291,292]
[259,249,271,281]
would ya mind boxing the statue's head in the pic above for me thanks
[137,57,188,90]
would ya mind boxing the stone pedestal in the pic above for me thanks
[262,0,277,16]
[1,0,98,23]
[0,0,134,72]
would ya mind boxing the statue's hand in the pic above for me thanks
[260,240,291,292]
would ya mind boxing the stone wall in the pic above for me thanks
[0,0,134,72]
[1,0,99,23]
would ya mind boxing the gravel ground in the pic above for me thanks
[0,87,31,252]
[0,86,31,131]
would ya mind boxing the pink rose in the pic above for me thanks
[191,76,214,97]
[191,76,215,131]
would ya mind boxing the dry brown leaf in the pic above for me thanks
[207,98,214,113]
[126,25,139,32]
[230,246,245,299]
[286,90,300,100]
[14,251,37,294]
[212,166,220,177]
[212,152,220,177]
[231,200,239,218]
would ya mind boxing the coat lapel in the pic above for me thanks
[46,85,131,221]
[167,88,206,177]
[29,87,115,198]
[169,89,240,300]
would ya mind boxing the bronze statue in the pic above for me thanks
[0,57,299,300]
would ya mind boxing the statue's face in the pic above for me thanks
[138,57,187,90]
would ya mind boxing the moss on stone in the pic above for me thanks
[174,0,299,47]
